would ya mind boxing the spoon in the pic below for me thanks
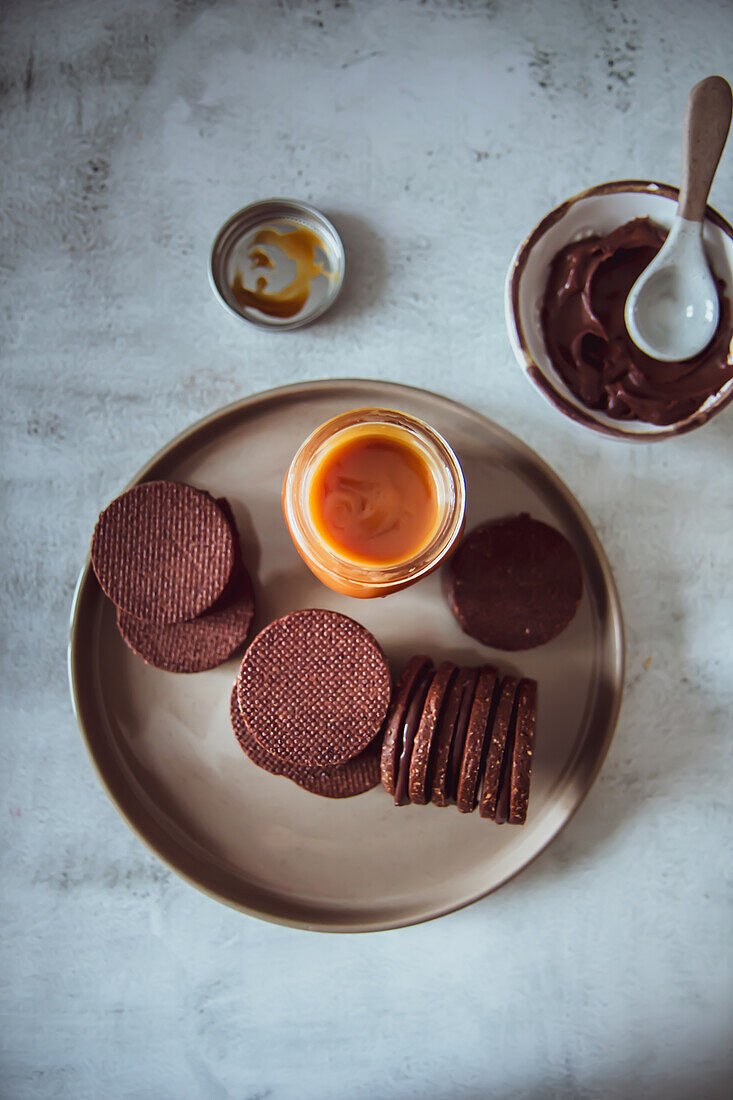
[625,75,732,362]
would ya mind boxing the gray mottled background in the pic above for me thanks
[2,1,732,1097]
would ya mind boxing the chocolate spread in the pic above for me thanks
[541,217,733,425]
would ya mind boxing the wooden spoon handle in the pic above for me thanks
[678,75,732,222]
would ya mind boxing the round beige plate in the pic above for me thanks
[68,380,624,932]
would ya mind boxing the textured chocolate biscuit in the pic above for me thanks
[117,567,254,673]
[456,665,500,814]
[380,655,432,796]
[237,609,391,768]
[447,513,583,650]
[507,678,537,825]
[230,685,380,799]
[408,662,457,805]
[479,676,519,820]
[91,481,236,624]
[393,666,433,806]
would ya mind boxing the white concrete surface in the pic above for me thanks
[1,1,732,1097]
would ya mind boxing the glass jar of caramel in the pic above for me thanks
[282,408,466,598]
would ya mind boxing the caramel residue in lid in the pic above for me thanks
[230,222,330,319]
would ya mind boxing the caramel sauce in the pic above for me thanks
[230,222,329,319]
[249,248,274,269]
[308,428,440,567]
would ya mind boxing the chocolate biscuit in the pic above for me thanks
[507,678,537,825]
[431,667,472,807]
[494,700,518,825]
[447,513,583,650]
[380,655,432,796]
[91,481,236,624]
[408,662,457,805]
[447,667,479,803]
[393,667,434,806]
[479,676,519,820]
[230,685,380,799]
[236,609,391,768]
[117,567,254,673]
[456,665,500,813]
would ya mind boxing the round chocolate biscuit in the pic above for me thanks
[408,662,457,805]
[230,685,380,799]
[117,566,255,673]
[507,678,537,825]
[380,655,432,796]
[393,667,434,807]
[456,665,500,814]
[447,513,583,650]
[237,609,391,768]
[479,676,519,820]
[431,667,474,807]
[91,481,236,624]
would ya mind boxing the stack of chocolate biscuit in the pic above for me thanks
[91,480,255,672]
[381,657,537,824]
[229,609,391,798]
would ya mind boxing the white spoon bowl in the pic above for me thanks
[625,215,720,362]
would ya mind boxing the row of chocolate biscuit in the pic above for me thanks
[381,657,537,824]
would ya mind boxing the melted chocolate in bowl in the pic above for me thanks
[541,217,733,425]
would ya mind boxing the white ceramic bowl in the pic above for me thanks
[505,180,733,441]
